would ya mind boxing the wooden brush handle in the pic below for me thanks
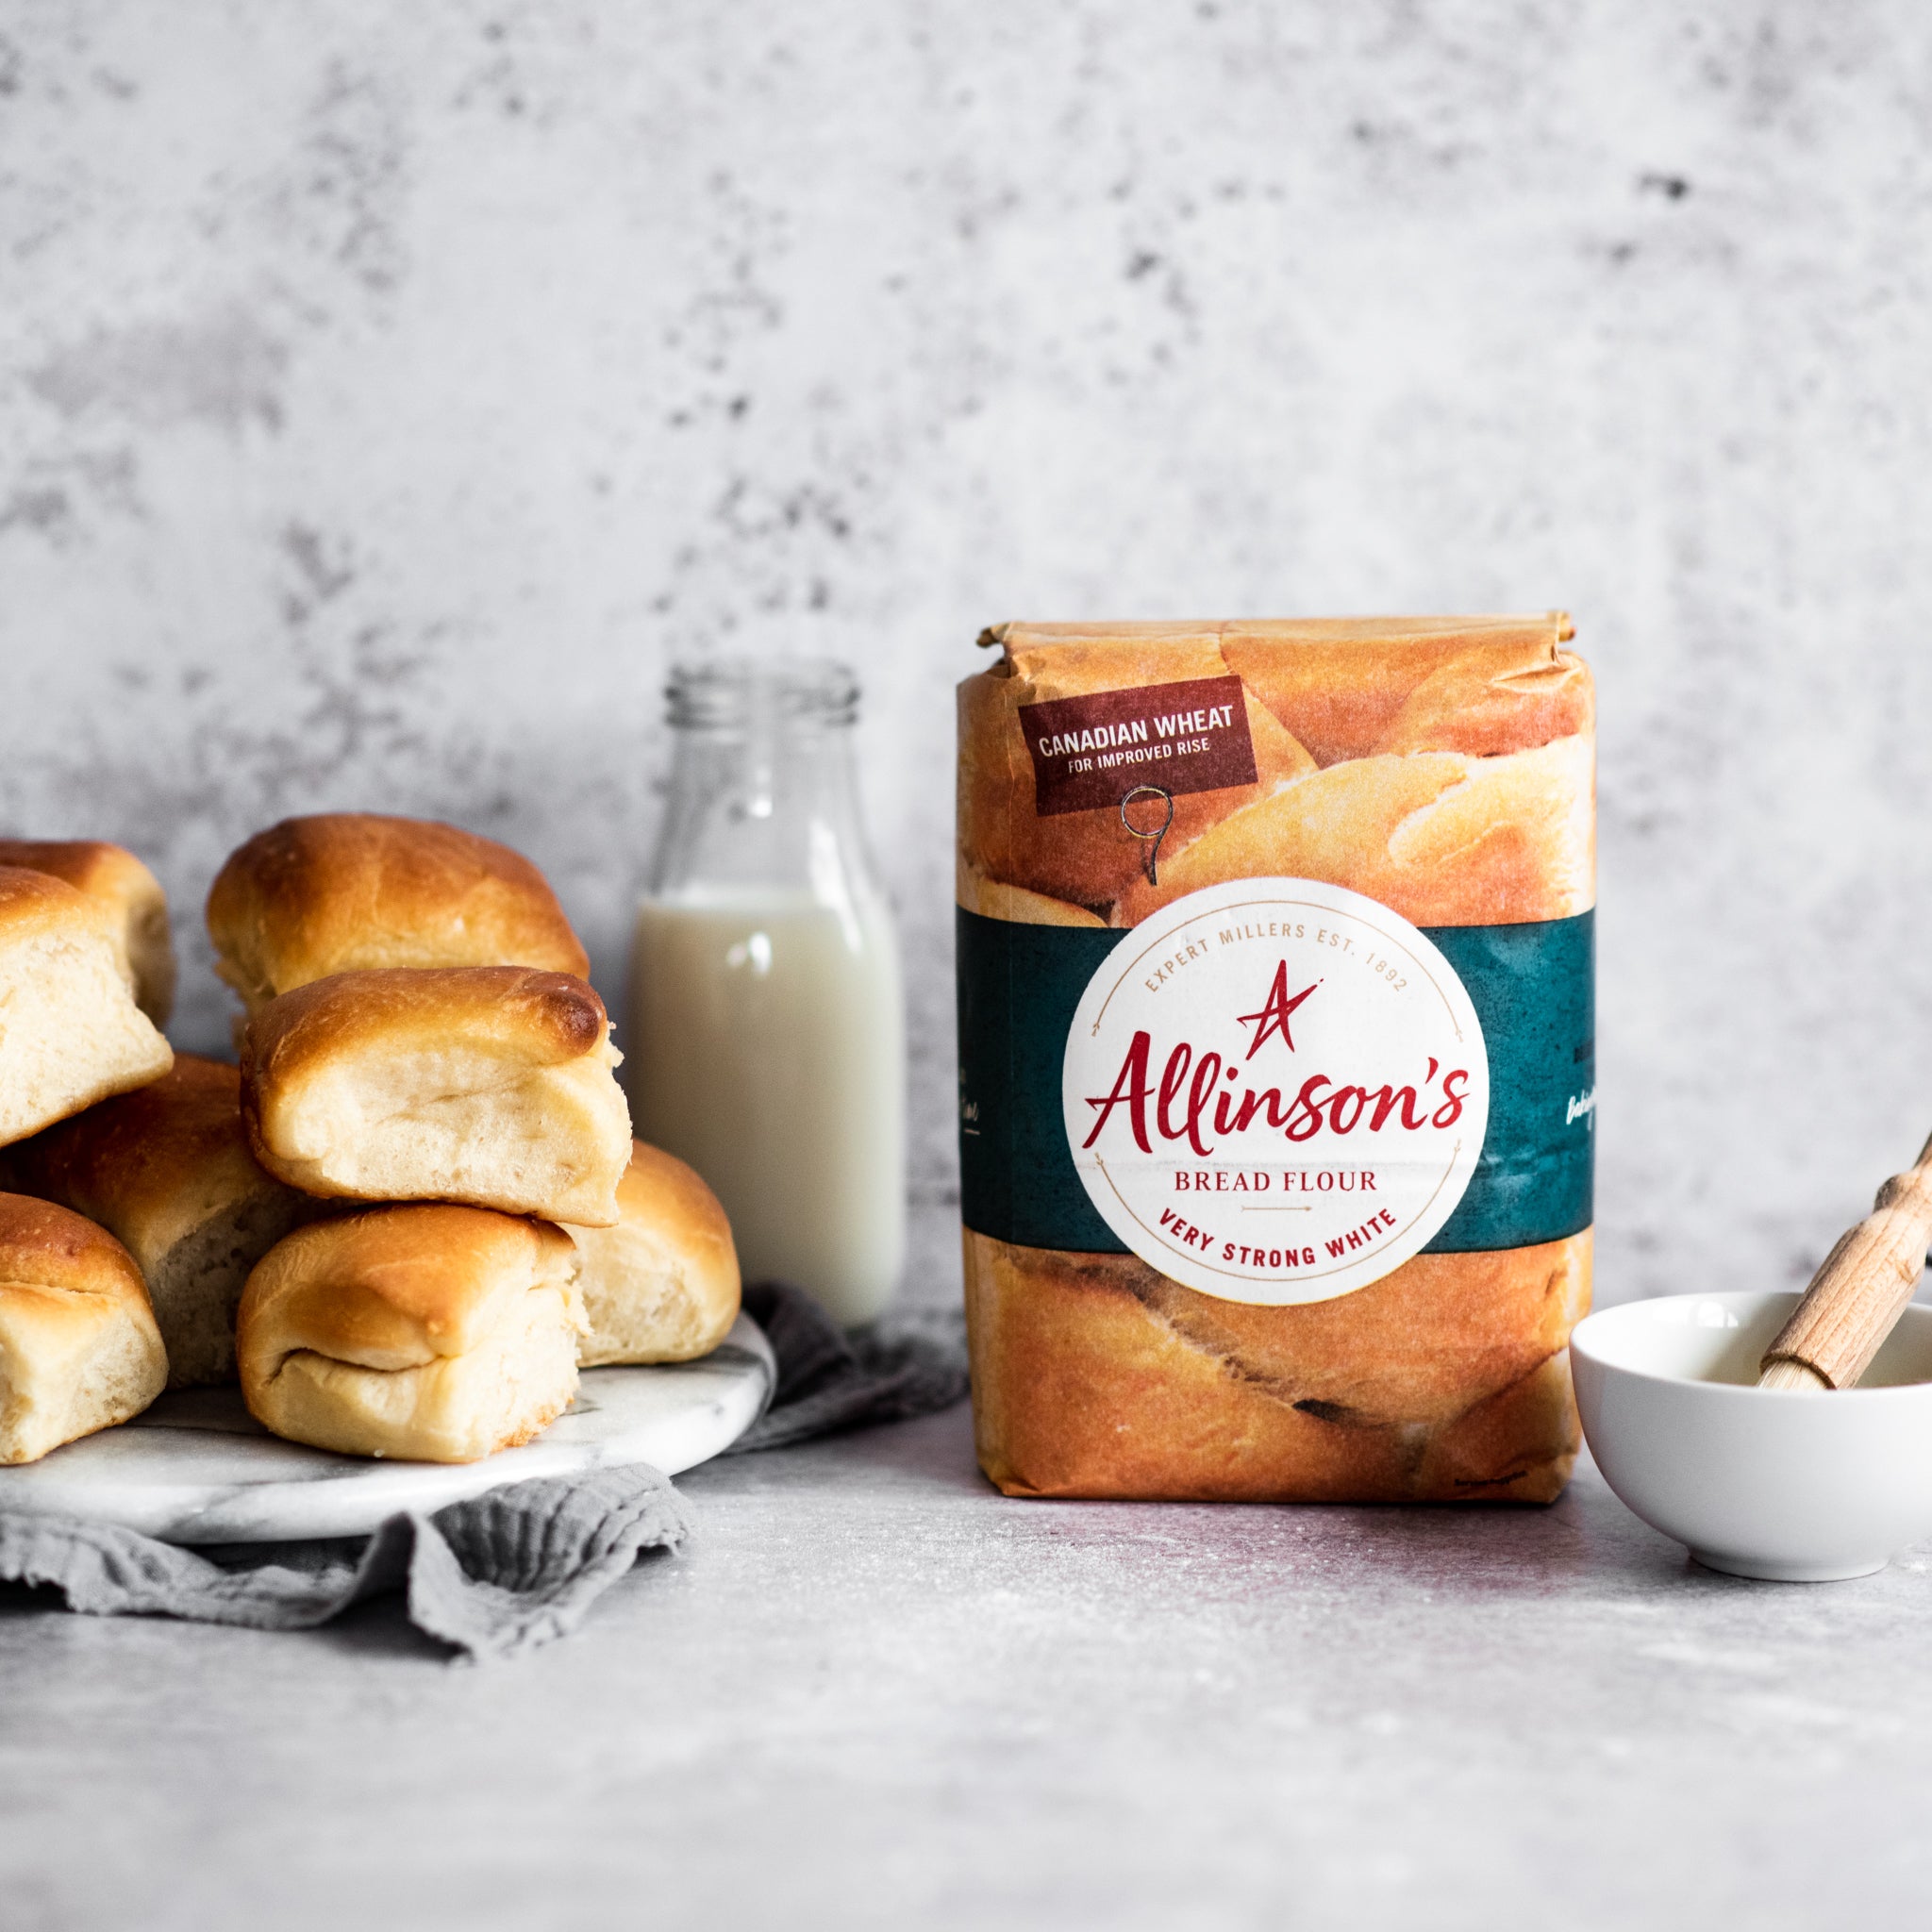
[1758,1131,1932,1390]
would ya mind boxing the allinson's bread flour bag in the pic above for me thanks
[956,618,1594,1502]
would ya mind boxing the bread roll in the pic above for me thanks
[0,839,175,1023]
[3,1055,327,1386]
[0,867,173,1149]
[0,1193,167,1464]
[242,966,632,1224]
[237,1205,583,1462]
[206,813,589,1016]
[565,1141,741,1365]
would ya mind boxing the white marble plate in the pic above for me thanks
[0,1313,774,1544]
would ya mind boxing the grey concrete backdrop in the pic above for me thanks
[4,1,1930,1307]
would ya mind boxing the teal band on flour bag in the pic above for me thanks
[957,913,1125,1255]
[956,905,1593,1259]
[1420,916,1593,1251]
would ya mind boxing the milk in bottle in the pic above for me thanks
[626,661,907,1323]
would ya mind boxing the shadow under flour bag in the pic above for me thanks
[955,617,1595,1502]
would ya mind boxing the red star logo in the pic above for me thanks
[1237,962,1320,1059]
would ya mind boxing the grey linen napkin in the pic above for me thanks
[0,1284,969,1661]
[730,1281,972,1451]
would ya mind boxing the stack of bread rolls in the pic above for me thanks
[0,815,741,1468]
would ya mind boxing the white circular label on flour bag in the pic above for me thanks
[1062,877,1489,1306]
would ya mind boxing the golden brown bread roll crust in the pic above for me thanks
[0,1192,167,1463]
[242,966,632,1224]
[206,812,590,1013]
[963,1228,1588,1502]
[0,839,175,1024]
[0,866,174,1148]
[3,1055,328,1387]
[236,1204,584,1462]
[565,1141,741,1365]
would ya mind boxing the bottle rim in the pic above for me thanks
[665,658,859,729]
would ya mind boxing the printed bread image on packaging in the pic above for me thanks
[957,618,1594,1502]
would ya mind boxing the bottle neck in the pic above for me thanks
[648,664,880,908]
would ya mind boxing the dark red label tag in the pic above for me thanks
[1019,675,1257,817]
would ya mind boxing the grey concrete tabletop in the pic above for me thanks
[3,1400,1927,1932]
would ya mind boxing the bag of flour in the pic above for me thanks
[956,617,1594,1501]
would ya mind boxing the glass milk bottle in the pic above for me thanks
[626,660,907,1324]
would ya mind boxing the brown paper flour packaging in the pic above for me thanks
[956,617,1595,1502]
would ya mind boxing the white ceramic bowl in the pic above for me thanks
[1570,1291,1932,1581]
